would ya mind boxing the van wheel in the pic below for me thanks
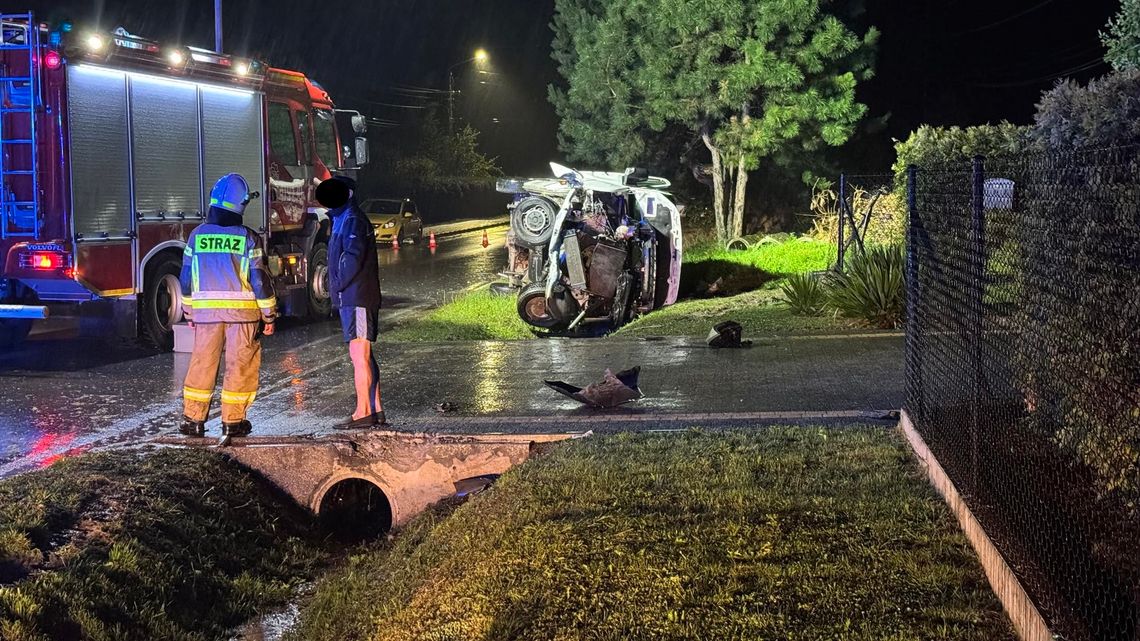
[510,196,558,248]
[517,283,560,329]
[141,255,184,351]
[308,243,331,318]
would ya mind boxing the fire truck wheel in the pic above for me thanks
[308,243,332,318]
[141,255,183,351]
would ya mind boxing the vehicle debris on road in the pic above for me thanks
[545,366,643,408]
[707,321,753,349]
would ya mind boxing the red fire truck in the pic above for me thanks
[0,13,369,349]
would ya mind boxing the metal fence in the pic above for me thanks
[834,172,900,270]
[905,147,1140,641]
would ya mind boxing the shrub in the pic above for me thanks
[1032,69,1140,150]
[892,123,1029,183]
[780,273,827,316]
[828,245,905,329]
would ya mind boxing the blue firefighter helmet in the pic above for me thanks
[209,174,257,215]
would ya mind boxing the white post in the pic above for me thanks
[214,0,223,53]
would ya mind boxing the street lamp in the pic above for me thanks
[448,48,489,133]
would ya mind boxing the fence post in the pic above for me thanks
[837,173,847,272]
[969,155,986,496]
[905,165,924,423]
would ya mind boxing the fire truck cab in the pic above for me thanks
[0,13,368,349]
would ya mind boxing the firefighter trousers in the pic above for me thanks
[182,322,262,424]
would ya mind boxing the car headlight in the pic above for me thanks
[383,221,397,229]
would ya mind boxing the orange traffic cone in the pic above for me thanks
[481,229,489,248]
[391,235,400,250]
[428,231,437,250]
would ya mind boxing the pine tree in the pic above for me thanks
[1103,0,1140,70]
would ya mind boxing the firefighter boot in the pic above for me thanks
[222,420,253,437]
[179,416,206,437]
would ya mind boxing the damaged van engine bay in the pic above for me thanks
[497,163,683,332]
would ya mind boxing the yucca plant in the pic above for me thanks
[828,245,906,329]
[779,273,827,316]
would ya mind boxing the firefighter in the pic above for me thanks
[317,176,385,428]
[178,174,277,437]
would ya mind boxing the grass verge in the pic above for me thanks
[292,427,1013,641]
[0,449,325,641]
[385,290,535,342]
[617,287,855,338]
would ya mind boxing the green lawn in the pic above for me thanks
[0,450,324,641]
[385,290,536,342]
[684,236,836,277]
[291,427,1013,641]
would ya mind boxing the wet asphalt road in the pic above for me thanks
[0,226,509,475]
[0,222,905,477]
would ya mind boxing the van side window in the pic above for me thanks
[268,103,297,164]
[295,110,312,165]
[312,109,339,168]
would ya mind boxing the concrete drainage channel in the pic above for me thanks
[153,430,585,538]
[151,429,586,641]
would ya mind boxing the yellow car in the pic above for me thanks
[363,198,424,244]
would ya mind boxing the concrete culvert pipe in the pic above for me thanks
[318,478,392,542]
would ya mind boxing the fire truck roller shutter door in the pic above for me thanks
[199,86,267,229]
[68,66,132,239]
[129,75,201,220]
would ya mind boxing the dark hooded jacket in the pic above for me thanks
[328,196,381,310]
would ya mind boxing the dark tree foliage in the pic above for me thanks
[1103,0,1140,71]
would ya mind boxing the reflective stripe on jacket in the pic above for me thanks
[180,214,277,324]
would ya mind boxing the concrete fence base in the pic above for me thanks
[899,410,1054,641]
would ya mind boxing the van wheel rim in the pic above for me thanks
[525,297,549,321]
[521,207,552,235]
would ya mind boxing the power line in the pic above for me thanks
[953,0,1060,35]
[969,57,1107,88]
[365,100,428,110]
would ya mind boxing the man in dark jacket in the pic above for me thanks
[318,176,385,427]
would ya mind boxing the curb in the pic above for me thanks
[426,216,509,238]
[899,410,1053,641]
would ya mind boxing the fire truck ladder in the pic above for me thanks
[0,12,40,240]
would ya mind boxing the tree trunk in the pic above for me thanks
[731,153,748,240]
[701,127,728,245]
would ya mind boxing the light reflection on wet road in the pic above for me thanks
[0,226,509,475]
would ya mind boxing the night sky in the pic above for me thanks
[24,0,1123,174]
